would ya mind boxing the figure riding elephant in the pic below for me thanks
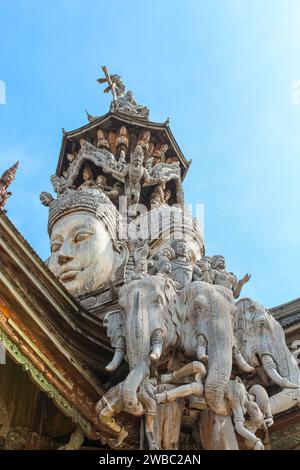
[235,298,300,416]
[106,275,244,418]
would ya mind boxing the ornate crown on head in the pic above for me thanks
[47,188,119,237]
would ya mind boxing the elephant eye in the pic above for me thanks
[155,295,163,305]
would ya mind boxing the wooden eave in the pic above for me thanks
[56,111,191,179]
[271,298,300,336]
[0,211,138,446]
[0,212,113,370]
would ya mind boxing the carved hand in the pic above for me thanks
[240,274,251,285]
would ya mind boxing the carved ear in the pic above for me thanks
[112,241,129,283]
[103,311,124,348]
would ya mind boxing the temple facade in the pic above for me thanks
[0,67,299,450]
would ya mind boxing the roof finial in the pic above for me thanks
[97,65,149,120]
[0,161,19,212]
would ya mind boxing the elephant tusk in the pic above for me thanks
[261,354,299,389]
[105,349,125,372]
[233,347,255,374]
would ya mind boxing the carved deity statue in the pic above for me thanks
[96,129,110,150]
[138,130,151,156]
[170,239,194,287]
[104,145,163,216]
[97,66,149,119]
[79,164,98,190]
[116,126,129,156]
[96,175,112,192]
[210,255,250,298]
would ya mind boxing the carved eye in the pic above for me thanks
[51,242,62,253]
[74,232,92,243]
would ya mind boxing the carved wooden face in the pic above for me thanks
[82,166,93,181]
[48,213,114,296]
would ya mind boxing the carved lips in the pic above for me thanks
[59,270,80,283]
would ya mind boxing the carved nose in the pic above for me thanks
[58,254,74,265]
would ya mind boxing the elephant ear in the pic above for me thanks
[235,297,256,345]
[164,278,182,335]
[103,311,124,349]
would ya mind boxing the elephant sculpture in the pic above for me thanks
[235,298,300,416]
[116,273,180,415]
[181,282,255,416]
[106,275,244,418]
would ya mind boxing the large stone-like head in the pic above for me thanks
[46,189,120,297]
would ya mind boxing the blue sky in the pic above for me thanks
[0,0,300,307]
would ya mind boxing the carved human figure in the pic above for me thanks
[39,192,54,207]
[118,90,149,119]
[225,378,273,450]
[150,184,165,209]
[152,143,168,163]
[105,182,123,205]
[170,239,194,287]
[62,153,78,180]
[116,150,127,172]
[79,165,97,189]
[138,130,151,155]
[192,256,212,282]
[116,126,129,156]
[96,377,159,449]
[210,255,250,298]
[98,66,150,118]
[96,175,112,192]
[130,243,150,280]
[104,145,161,216]
[51,174,72,194]
[96,129,109,150]
[154,250,173,276]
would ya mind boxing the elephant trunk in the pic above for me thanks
[258,332,300,415]
[204,295,233,416]
[205,364,231,416]
[122,290,151,414]
[269,388,300,415]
